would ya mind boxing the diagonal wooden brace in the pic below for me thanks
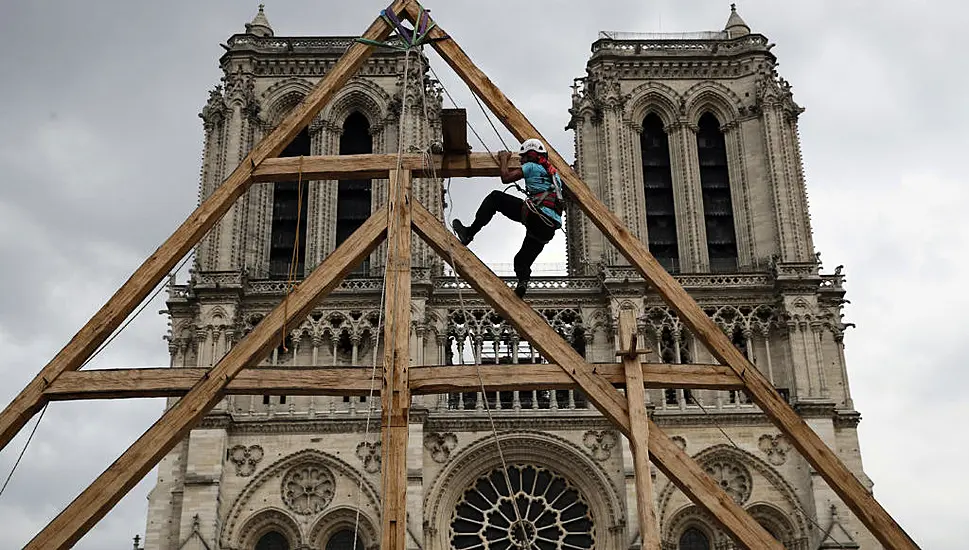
[0,0,413,456]
[411,200,781,549]
[22,211,388,550]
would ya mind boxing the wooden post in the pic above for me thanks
[411,200,782,550]
[380,169,412,550]
[618,309,661,549]
[406,6,919,548]
[0,0,410,455]
[22,212,388,550]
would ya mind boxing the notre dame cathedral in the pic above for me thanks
[143,5,879,549]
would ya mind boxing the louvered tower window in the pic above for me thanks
[255,531,290,550]
[696,113,738,272]
[269,128,311,279]
[678,527,711,550]
[641,113,680,273]
[325,529,365,550]
[337,112,373,274]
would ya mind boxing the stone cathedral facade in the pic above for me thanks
[144,6,879,550]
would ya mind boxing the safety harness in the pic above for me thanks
[520,159,566,227]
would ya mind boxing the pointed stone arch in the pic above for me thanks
[624,81,683,129]
[261,77,317,126]
[236,508,303,550]
[221,449,380,549]
[682,81,743,125]
[309,505,380,550]
[321,78,394,130]
[746,502,800,545]
[663,505,724,548]
[657,443,809,540]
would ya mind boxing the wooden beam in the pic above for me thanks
[251,152,518,182]
[408,362,743,394]
[380,169,412,550]
[619,310,661,549]
[411,200,782,550]
[0,0,409,457]
[410,8,918,549]
[441,109,469,153]
[23,211,388,550]
[42,362,745,401]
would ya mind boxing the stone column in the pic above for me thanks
[218,85,257,272]
[833,331,854,409]
[597,100,625,266]
[196,94,226,272]
[784,113,816,259]
[810,321,829,399]
[567,97,600,273]
[722,120,756,269]
[760,102,814,262]
[305,117,328,272]
[787,320,813,399]
[667,121,707,272]
[176,428,227,550]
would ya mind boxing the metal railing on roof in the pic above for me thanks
[597,30,728,41]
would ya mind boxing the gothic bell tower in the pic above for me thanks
[567,4,814,276]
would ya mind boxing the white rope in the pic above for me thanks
[421,55,535,549]
[351,44,416,550]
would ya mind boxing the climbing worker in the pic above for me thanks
[452,138,566,298]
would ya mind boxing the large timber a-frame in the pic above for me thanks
[0,2,919,549]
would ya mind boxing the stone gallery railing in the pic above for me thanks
[591,33,769,56]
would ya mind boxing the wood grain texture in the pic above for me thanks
[619,310,661,549]
[380,169,412,550]
[23,211,388,550]
[42,362,744,400]
[411,200,782,550]
[409,7,918,549]
[0,0,409,457]
[252,152,518,182]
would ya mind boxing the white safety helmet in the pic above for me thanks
[519,138,547,155]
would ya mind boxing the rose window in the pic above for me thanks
[703,460,751,504]
[450,464,595,550]
[281,464,336,515]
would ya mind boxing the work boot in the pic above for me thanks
[515,280,528,299]
[452,219,473,245]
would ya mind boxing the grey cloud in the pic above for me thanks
[0,1,964,548]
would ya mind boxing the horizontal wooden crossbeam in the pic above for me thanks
[411,200,784,549]
[251,152,518,182]
[43,363,744,401]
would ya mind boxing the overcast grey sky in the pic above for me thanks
[0,0,966,548]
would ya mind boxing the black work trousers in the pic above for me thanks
[467,190,558,281]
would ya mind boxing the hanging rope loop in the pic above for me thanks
[356,1,449,51]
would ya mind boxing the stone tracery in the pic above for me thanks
[281,463,336,515]
[450,464,595,550]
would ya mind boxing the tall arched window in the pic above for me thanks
[269,128,312,279]
[696,112,738,272]
[641,113,679,273]
[325,529,365,550]
[678,527,711,550]
[338,112,373,274]
[255,530,290,550]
